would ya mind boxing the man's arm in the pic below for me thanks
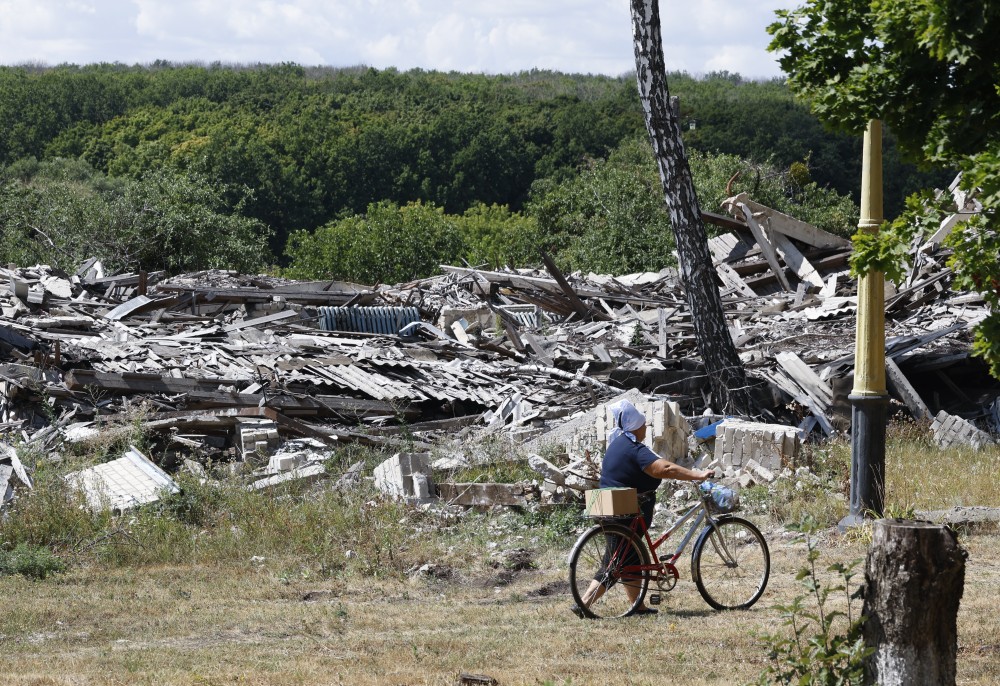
[643,459,713,482]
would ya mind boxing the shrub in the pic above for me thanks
[284,200,466,283]
[755,517,871,685]
[0,542,67,580]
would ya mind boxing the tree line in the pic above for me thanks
[0,62,951,281]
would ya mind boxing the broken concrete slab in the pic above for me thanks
[334,460,365,491]
[527,454,565,486]
[373,452,435,503]
[64,446,178,512]
[437,482,536,507]
[249,463,327,491]
[916,505,1000,532]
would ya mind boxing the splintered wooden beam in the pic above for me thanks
[539,251,611,321]
[734,202,792,292]
[724,193,852,249]
[884,358,931,421]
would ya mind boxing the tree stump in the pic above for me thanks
[863,519,966,685]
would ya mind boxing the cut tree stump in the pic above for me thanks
[863,519,966,685]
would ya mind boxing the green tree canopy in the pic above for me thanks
[769,0,1000,377]
[283,200,466,284]
[0,158,272,274]
[527,137,858,275]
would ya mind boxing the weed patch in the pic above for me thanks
[0,542,66,579]
[755,517,870,685]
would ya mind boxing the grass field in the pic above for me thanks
[2,530,999,685]
[1,423,999,684]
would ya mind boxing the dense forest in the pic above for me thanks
[0,62,952,282]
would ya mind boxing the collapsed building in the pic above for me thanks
[0,186,997,510]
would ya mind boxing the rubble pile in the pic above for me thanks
[0,184,998,512]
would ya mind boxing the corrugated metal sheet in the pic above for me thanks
[319,306,421,335]
[500,304,539,329]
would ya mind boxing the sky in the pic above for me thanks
[0,0,797,79]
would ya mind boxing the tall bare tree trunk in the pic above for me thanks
[629,0,755,415]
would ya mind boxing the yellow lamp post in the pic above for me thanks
[841,119,889,529]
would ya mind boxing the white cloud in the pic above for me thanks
[0,0,796,78]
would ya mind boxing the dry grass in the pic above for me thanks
[1,528,999,685]
[884,421,1000,510]
[3,422,1000,684]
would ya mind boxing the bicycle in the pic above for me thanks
[567,481,770,619]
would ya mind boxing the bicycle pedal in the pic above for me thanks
[648,593,661,606]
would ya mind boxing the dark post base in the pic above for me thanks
[838,393,888,532]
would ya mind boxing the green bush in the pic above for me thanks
[0,542,67,580]
[0,158,273,274]
[284,200,466,283]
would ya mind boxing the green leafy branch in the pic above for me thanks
[848,190,943,282]
[754,516,871,686]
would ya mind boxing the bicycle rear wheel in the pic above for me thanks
[568,522,650,619]
[691,516,770,610]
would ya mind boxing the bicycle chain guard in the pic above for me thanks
[656,563,679,592]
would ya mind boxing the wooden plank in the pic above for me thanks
[768,368,835,435]
[735,202,792,292]
[658,308,667,358]
[436,482,531,507]
[716,262,757,297]
[522,333,553,367]
[725,193,852,249]
[771,232,825,288]
[540,251,609,321]
[64,369,405,417]
[776,352,833,406]
[885,358,931,421]
[223,309,299,332]
[155,285,362,305]
[701,210,748,232]
[592,344,612,363]
[741,252,850,290]
[66,370,248,395]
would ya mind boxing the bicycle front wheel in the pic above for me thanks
[691,516,770,610]
[568,522,650,619]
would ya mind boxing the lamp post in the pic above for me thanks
[840,119,889,530]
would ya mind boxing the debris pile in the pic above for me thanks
[0,182,997,511]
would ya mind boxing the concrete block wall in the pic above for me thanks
[374,452,435,502]
[235,419,280,460]
[590,397,690,460]
[713,420,799,473]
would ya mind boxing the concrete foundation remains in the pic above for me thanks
[713,419,800,474]
[374,452,435,503]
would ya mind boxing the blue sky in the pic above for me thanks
[0,0,796,78]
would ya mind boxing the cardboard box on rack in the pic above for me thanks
[584,487,639,516]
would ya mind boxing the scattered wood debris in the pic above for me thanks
[0,180,997,511]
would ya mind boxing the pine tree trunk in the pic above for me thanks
[863,519,966,685]
[629,0,755,414]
